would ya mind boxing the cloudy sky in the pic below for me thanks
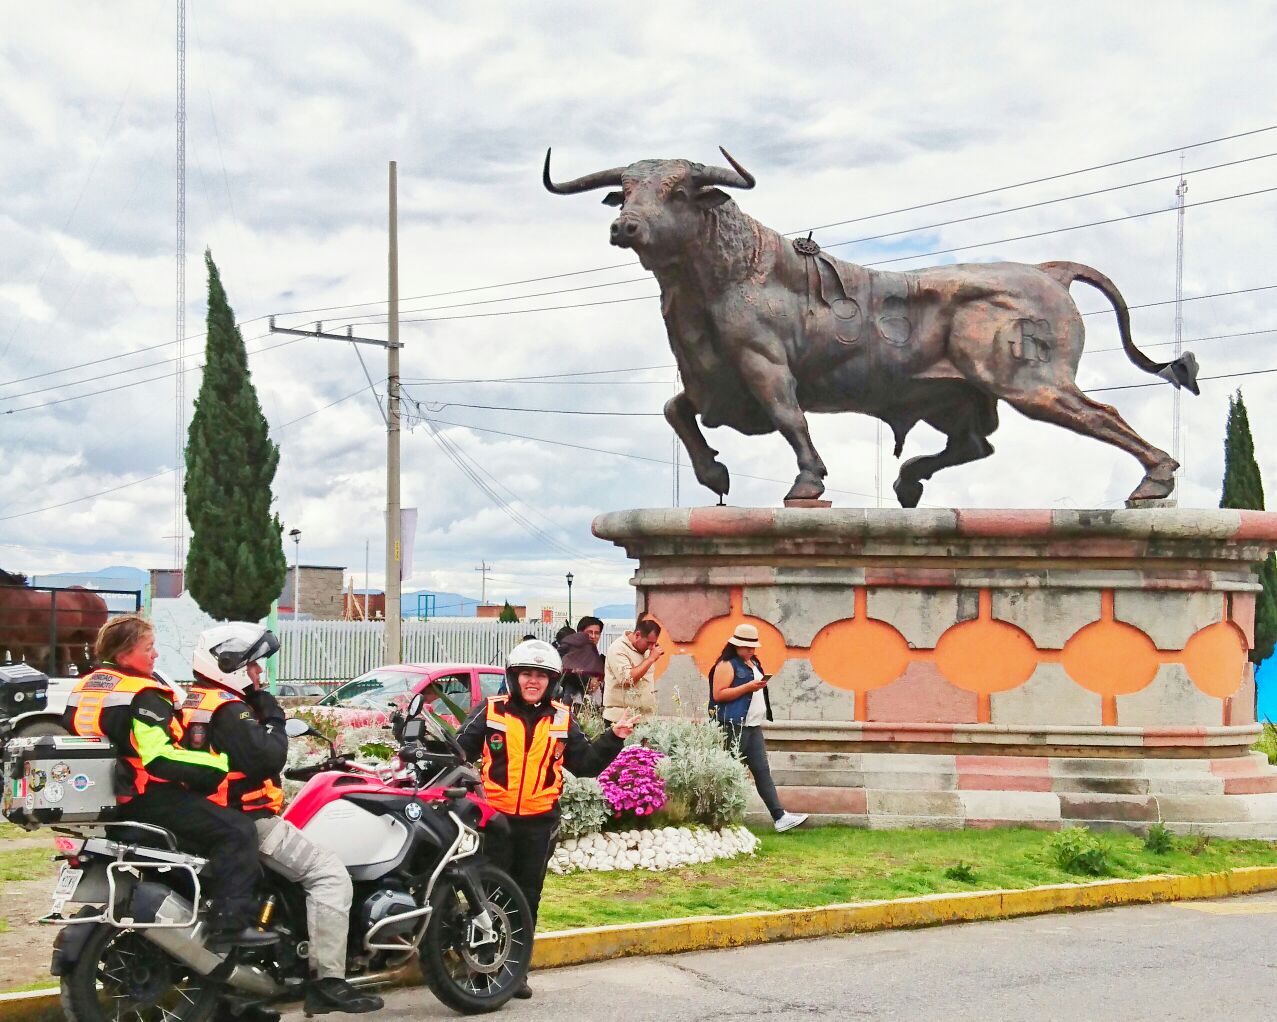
[2,2,1276,614]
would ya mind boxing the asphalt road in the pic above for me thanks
[282,894,1277,1020]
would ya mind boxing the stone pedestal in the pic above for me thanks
[593,507,1277,837]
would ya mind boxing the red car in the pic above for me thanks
[314,662,505,725]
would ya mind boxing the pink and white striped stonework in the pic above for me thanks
[594,507,1277,837]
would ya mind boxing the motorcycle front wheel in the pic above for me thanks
[61,923,222,1022]
[419,863,533,1014]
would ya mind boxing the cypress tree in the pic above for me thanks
[498,601,519,623]
[184,250,287,621]
[1220,390,1277,663]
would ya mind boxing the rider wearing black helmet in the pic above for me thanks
[455,639,637,999]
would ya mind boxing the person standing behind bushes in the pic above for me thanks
[709,623,808,833]
[603,617,663,725]
[557,616,605,708]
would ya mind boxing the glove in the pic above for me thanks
[244,688,284,723]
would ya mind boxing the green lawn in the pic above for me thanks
[537,826,1277,931]
[0,846,53,883]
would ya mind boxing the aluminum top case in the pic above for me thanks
[2,734,119,826]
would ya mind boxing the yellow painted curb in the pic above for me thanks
[4,866,1277,1020]
[529,864,1277,968]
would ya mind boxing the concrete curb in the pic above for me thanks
[6,865,1277,1020]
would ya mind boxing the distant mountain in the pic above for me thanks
[29,565,149,591]
[400,590,482,618]
[593,602,635,620]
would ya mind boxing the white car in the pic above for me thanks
[3,671,185,739]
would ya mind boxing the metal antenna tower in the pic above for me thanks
[174,0,187,571]
[1172,155,1187,499]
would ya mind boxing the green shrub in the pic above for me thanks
[573,699,608,741]
[558,774,612,839]
[1143,822,1174,854]
[944,861,978,883]
[1045,827,1112,876]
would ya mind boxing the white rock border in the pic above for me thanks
[549,825,759,874]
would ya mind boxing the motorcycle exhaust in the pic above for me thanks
[131,883,285,997]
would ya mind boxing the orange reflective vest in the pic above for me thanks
[179,687,285,816]
[65,667,177,801]
[480,696,571,816]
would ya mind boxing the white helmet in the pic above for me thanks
[192,623,280,692]
[504,639,562,705]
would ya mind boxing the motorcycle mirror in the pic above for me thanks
[284,717,313,739]
[406,692,426,718]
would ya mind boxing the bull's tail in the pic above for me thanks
[1039,260,1200,395]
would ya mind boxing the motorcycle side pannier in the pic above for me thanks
[2,735,120,826]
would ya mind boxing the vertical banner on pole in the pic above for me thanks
[400,508,418,581]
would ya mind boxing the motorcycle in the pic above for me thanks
[28,693,532,1020]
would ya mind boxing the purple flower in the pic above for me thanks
[598,746,667,819]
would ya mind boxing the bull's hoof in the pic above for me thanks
[784,472,825,502]
[1127,460,1178,502]
[893,476,924,508]
[697,460,730,497]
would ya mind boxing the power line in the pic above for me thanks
[342,185,1277,328]
[0,315,269,389]
[0,386,360,522]
[1085,326,1277,355]
[1079,282,1277,317]
[0,331,297,413]
[400,364,676,384]
[1085,364,1277,394]
[847,184,1277,264]
[283,148,1277,325]
[410,397,662,417]
[411,412,906,505]
[266,122,1277,322]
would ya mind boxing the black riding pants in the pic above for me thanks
[488,812,559,930]
[123,784,262,925]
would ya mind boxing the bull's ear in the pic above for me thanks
[695,187,731,208]
[601,191,624,207]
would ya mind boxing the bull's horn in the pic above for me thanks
[542,149,625,195]
[693,147,756,190]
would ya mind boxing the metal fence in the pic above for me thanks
[276,619,628,682]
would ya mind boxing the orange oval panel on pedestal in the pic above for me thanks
[809,617,911,692]
[1060,618,1158,696]
[933,617,1038,694]
[1182,620,1247,698]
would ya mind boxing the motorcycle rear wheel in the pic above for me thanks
[419,863,533,1014]
[61,923,221,1022]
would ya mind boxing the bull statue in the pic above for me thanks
[544,149,1199,507]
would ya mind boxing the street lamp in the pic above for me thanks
[565,572,574,626]
[288,529,301,621]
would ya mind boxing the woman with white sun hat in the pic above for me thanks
[708,623,809,833]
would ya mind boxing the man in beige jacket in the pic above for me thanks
[602,618,664,724]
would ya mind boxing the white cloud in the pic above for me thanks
[2,1,1277,612]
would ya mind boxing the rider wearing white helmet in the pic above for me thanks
[183,624,383,1019]
[455,638,638,1000]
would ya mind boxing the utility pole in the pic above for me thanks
[269,163,404,663]
[474,561,491,605]
[386,161,402,665]
[1172,156,1188,500]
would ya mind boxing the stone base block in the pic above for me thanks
[746,749,1277,838]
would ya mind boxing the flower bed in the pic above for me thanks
[549,825,759,874]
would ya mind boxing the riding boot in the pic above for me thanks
[303,978,384,1015]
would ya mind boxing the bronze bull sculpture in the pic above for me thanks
[544,149,1199,507]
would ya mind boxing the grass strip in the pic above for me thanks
[537,826,1277,931]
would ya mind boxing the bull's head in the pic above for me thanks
[543,148,755,259]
